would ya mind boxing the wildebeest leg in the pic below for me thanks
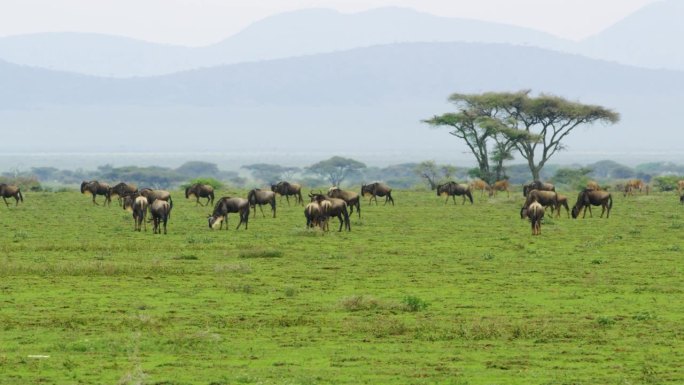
[271,202,276,218]
[337,214,344,232]
[461,195,466,205]
[3,197,9,207]
[163,215,168,234]
[258,204,266,218]
[91,194,99,205]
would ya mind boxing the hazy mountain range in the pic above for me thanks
[0,1,682,165]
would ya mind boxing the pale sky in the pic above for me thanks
[0,0,661,46]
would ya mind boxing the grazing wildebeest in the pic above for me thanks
[247,188,276,218]
[623,179,645,197]
[328,187,361,218]
[81,180,111,206]
[149,199,172,234]
[271,181,303,206]
[310,193,351,232]
[488,180,510,198]
[0,184,24,207]
[361,182,394,206]
[123,195,148,232]
[208,197,250,230]
[525,201,545,235]
[185,184,214,206]
[523,181,555,197]
[678,180,684,195]
[436,182,473,205]
[572,189,613,219]
[520,190,560,218]
[109,182,137,206]
[469,179,490,198]
[140,188,172,206]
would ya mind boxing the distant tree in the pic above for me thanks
[551,167,593,189]
[307,156,366,186]
[242,163,300,184]
[175,161,220,178]
[427,90,619,181]
[413,161,465,190]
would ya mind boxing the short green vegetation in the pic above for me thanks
[0,189,682,384]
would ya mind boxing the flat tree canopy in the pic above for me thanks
[426,90,620,181]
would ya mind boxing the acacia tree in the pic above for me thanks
[428,91,619,182]
[306,156,366,186]
[424,93,532,184]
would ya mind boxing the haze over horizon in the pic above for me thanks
[1,0,682,173]
[0,0,660,45]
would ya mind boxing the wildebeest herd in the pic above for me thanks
[2,177,679,236]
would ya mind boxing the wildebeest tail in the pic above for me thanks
[607,194,613,210]
[18,190,23,202]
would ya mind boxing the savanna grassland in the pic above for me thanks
[0,188,682,385]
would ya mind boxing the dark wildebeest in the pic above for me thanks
[523,181,555,197]
[310,193,351,232]
[524,201,545,235]
[572,189,613,219]
[271,181,303,206]
[247,188,276,218]
[140,188,172,206]
[488,180,510,198]
[0,184,24,207]
[680,194,684,205]
[81,180,111,206]
[149,199,172,234]
[109,182,137,206]
[123,194,148,232]
[520,190,559,218]
[361,182,395,205]
[469,179,490,198]
[208,197,250,230]
[185,184,214,206]
[436,182,473,205]
[328,187,361,218]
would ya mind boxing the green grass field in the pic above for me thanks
[1,189,682,384]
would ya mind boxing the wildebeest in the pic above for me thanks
[678,180,684,195]
[550,194,570,218]
[271,181,303,206]
[149,199,172,234]
[185,183,214,206]
[572,189,613,219]
[361,182,394,206]
[140,188,173,206]
[523,181,555,197]
[80,180,111,206]
[680,194,684,205]
[310,193,351,232]
[208,197,250,230]
[247,188,276,218]
[436,182,473,205]
[520,190,559,218]
[525,201,545,235]
[0,184,24,207]
[328,187,361,218]
[469,179,490,198]
[623,179,645,197]
[586,181,601,191]
[304,201,325,229]
[109,182,137,206]
[488,180,510,198]
[123,195,148,232]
